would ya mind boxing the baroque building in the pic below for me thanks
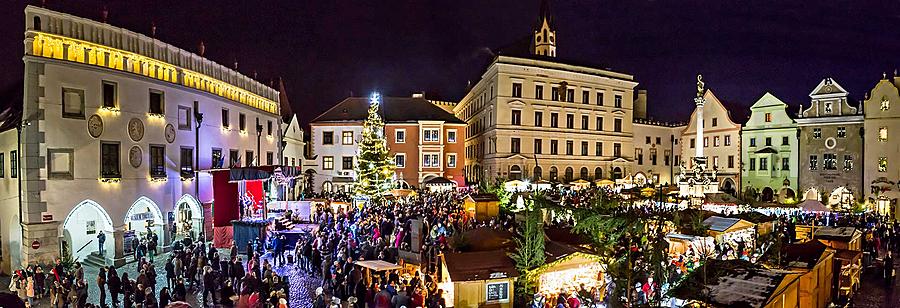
[741,93,799,203]
[796,78,863,207]
[0,6,283,272]
[679,90,742,195]
[633,119,684,186]
[455,1,640,184]
[862,73,900,217]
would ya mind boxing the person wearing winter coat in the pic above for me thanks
[25,275,35,307]
[97,267,107,307]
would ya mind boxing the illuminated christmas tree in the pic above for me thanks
[354,93,395,198]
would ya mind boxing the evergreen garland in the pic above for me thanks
[353,93,395,199]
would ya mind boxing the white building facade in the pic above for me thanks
[679,90,742,195]
[4,6,282,271]
[633,119,684,186]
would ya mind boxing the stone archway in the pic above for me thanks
[509,165,522,180]
[62,200,115,262]
[803,187,820,201]
[175,194,203,240]
[721,178,736,196]
[124,197,165,244]
[533,166,543,180]
[612,167,623,180]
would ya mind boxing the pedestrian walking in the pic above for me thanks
[97,267,107,308]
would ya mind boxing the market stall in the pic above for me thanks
[464,193,500,221]
[441,250,517,308]
[703,216,756,248]
[424,176,458,192]
[504,179,530,192]
[355,260,402,286]
[535,241,603,296]
[569,179,591,190]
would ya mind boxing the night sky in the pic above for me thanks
[1,0,899,127]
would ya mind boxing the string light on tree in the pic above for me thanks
[353,92,396,199]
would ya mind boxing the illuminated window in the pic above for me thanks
[824,102,833,114]
[843,155,853,171]
[880,127,888,142]
[180,147,194,177]
[211,148,223,169]
[342,131,354,145]
[882,98,890,111]
[879,157,887,172]
[322,156,334,170]
[714,136,720,147]
[837,127,846,138]
[823,153,836,170]
[150,145,166,177]
[764,113,772,122]
[809,155,817,170]
[812,128,821,139]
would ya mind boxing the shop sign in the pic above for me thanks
[41,212,53,222]
[131,212,154,221]
[489,272,507,279]
[485,281,509,302]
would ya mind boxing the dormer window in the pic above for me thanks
[882,98,890,111]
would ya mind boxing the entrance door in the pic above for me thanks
[62,200,114,261]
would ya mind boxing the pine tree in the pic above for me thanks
[354,93,395,198]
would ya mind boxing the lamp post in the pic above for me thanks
[193,101,204,241]
[256,122,263,166]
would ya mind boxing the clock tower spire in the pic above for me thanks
[533,0,556,57]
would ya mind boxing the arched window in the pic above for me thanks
[564,167,574,182]
[580,167,589,180]
[549,167,558,181]
[33,16,41,31]
[509,165,522,180]
[612,167,623,180]
[594,167,603,180]
[533,166,542,181]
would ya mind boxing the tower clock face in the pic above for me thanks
[165,124,176,143]
[87,114,103,138]
[128,118,144,142]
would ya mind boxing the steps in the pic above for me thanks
[81,252,108,267]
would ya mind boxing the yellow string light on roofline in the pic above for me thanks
[30,32,279,115]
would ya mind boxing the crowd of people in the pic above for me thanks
[288,189,506,308]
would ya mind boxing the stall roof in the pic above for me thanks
[815,226,861,242]
[544,240,595,263]
[354,260,401,272]
[703,216,755,233]
[424,177,456,186]
[443,250,519,282]
[468,193,500,202]
[460,227,515,252]
[671,259,798,308]
[782,240,830,269]
[705,193,742,205]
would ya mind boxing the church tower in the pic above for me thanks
[533,0,556,57]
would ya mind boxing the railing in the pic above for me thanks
[76,239,94,255]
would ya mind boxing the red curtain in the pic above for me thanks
[212,170,239,226]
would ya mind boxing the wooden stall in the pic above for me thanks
[781,241,835,308]
[441,250,517,308]
[464,193,501,221]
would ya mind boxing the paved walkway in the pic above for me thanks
[0,250,320,307]
[852,253,900,308]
